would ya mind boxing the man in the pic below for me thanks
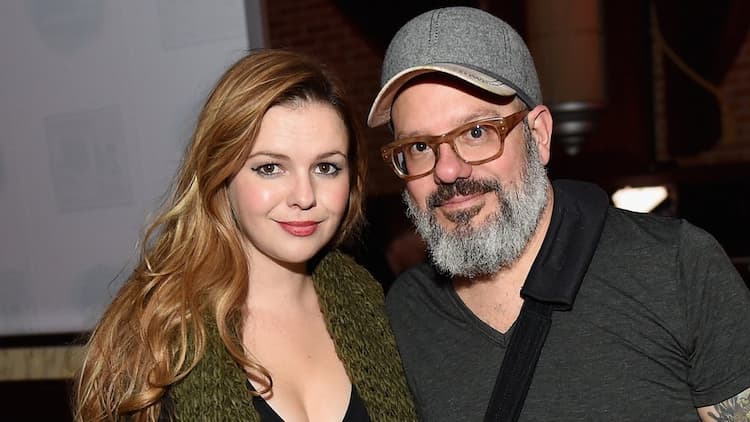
[367,6,750,421]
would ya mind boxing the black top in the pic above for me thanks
[247,380,371,422]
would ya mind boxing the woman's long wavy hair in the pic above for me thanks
[74,49,367,421]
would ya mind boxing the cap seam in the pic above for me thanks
[429,9,441,62]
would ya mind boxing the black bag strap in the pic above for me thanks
[482,298,553,422]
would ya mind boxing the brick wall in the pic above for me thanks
[265,0,399,196]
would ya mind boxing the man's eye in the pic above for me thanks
[468,125,485,139]
[315,162,341,176]
[410,142,430,153]
[251,163,281,176]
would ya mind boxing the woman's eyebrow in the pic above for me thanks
[316,151,348,160]
[247,150,348,160]
[247,151,288,160]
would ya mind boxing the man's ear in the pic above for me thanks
[528,105,552,166]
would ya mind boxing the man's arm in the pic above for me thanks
[697,386,750,421]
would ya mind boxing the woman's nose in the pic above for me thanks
[288,173,316,210]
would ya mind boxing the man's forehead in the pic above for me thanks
[391,76,518,136]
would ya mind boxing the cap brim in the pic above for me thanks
[367,63,518,127]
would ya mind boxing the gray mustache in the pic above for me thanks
[427,179,501,209]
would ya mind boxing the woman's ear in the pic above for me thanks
[528,105,553,166]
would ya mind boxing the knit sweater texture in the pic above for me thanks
[167,250,418,421]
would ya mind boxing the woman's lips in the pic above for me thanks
[278,221,318,236]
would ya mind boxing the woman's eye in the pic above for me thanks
[251,163,282,176]
[315,162,341,176]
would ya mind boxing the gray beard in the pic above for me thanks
[403,132,550,278]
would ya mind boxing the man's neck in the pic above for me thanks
[452,192,554,333]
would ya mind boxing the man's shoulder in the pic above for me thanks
[603,206,715,248]
[385,262,447,319]
[592,207,733,288]
[387,262,437,300]
[551,179,708,246]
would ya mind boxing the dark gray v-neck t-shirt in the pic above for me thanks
[386,206,750,421]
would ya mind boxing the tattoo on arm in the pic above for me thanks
[699,387,750,422]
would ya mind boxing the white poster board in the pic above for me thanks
[0,0,265,336]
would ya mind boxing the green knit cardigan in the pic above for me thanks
[168,251,418,421]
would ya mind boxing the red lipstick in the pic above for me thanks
[278,221,318,236]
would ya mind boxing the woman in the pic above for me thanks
[74,49,417,421]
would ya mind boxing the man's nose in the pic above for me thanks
[433,143,472,184]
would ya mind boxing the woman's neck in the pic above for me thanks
[245,253,318,312]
